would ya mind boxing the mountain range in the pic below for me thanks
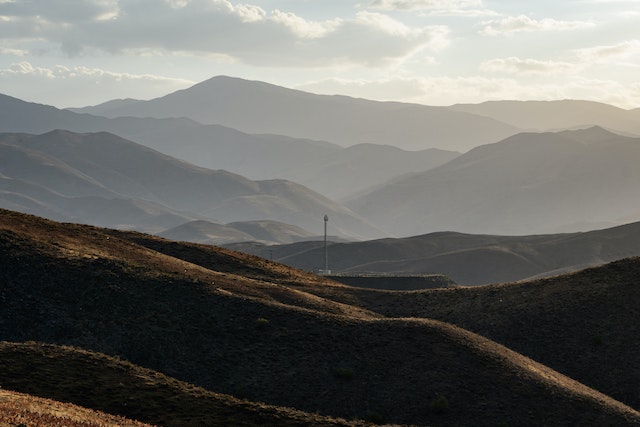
[0,76,640,251]
[229,220,640,286]
[346,126,640,237]
[0,130,382,239]
[0,92,459,201]
[69,75,520,152]
[450,99,640,135]
[1,208,639,426]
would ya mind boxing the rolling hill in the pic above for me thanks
[69,75,520,152]
[0,342,365,427]
[308,257,640,411]
[347,126,640,237]
[1,208,639,426]
[0,130,383,239]
[228,220,640,285]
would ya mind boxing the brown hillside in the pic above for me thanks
[0,387,150,427]
[1,209,640,426]
[314,259,640,411]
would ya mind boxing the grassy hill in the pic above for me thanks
[1,208,639,426]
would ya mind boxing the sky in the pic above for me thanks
[1,0,639,108]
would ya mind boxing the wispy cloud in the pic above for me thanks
[1,61,191,84]
[479,57,577,75]
[0,47,29,56]
[478,39,640,88]
[479,15,594,36]
[296,75,640,109]
[0,61,194,106]
[572,40,640,64]
[367,0,497,16]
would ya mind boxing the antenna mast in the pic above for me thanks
[323,214,329,274]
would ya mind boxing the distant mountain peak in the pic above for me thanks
[559,125,624,142]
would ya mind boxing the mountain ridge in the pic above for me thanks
[67,75,520,152]
[346,126,640,237]
[1,92,460,201]
[0,130,384,239]
[449,99,640,136]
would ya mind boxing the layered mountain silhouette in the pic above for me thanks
[5,86,640,243]
[69,75,520,152]
[0,130,383,239]
[1,209,639,426]
[450,99,640,135]
[347,126,640,237]
[0,92,459,200]
[230,220,640,285]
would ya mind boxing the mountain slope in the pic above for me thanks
[70,75,520,151]
[0,130,383,239]
[232,220,640,285]
[348,127,640,237]
[1,209,639,426]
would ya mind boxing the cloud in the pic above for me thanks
[369,0,481,9]
[367,0,497,16]
[0,61,194,106]
[480,15,594,36]
[573,40,640,64]
[295,75,640,109]
[0,0,119,22]
[481,40,640,79]
[0,0,448,67]
[0,46,29,56]
[480,57,577,75]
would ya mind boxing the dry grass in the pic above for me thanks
[0,388,151,427]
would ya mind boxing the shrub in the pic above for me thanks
[332,367,355,381]
[591,335,603,347]
[428,394,449,414]
[363,412,385,424]
[255,317,270,328]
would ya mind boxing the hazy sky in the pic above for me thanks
[1,0,639,108]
